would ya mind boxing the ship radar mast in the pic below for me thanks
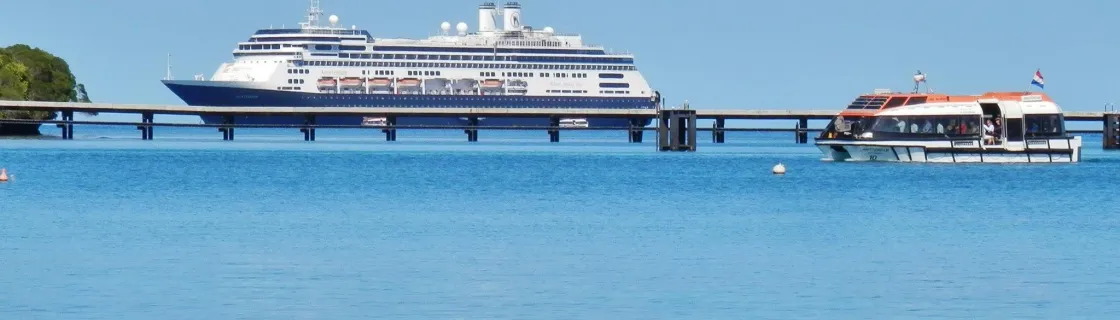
[300,0,324,29]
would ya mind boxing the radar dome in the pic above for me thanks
[441,21,451,32]
[329,15,339,25]
[456,22,468,35]
[543,26,555,34]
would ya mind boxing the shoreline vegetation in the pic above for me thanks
[0,44,92,136]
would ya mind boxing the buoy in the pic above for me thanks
[0,168,8,182]
[772,163,786,175]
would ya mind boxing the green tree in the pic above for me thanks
[0,44,90,132]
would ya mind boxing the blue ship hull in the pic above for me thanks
[164,82,655,127]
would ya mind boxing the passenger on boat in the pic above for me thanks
[983,120,996,145]
[921,119,933,133]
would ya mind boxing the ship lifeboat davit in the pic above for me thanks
[424,78,451,94]
[452,79,478,90]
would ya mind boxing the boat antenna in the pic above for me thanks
[164,53,172,81]
[301,0,323,29]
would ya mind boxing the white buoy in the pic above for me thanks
[0,168,8,182]
[772,163,786,175]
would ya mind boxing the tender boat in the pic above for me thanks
[559,118,589,128]
[816,91,1081,163]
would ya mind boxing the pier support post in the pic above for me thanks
[548,116,560,143]
[628,118,644,143]
[137,112,154,140]
[1105,114,1120,149]
[657,109,697,152]
[219,115,235,141]
[712,118,726,143]
[56,110,74,140]
[301,115,316,141]
[465,117,479,142]
[797,117,809,144]
[382,116,397,142]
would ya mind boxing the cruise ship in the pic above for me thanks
[162,1,660,127]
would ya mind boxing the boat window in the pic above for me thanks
[904,97,928,105]
[845,96,887,109]
[1025,114,1065,137]
[1005,118,1025,142]
[870,115,981,138]
[882,97,908,109]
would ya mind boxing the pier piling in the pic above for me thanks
[628,118,644,143]
[301,115,316,141]
[56,110,74,140]
[797,117,809,144]
[137,112,154,140]
[658,109,697,151]
[219,115,235,141]
[1106,113,1120,149]
[548,116,560,143]
[465,117,479,142]
[382,116,397,141]
[712,118,726,143]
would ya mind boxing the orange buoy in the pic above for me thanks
[0,168,8,182]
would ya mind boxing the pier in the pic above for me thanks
[0,100,1112,151]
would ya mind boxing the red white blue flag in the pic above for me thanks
[1031,69,1045,89]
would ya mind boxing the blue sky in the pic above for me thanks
[1,0,1114,124]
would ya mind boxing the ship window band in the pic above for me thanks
[599,83,630,88]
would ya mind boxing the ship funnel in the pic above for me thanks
[503,2,522,32]
[478,2,497,33]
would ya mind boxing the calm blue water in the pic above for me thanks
[3,126,1120,319]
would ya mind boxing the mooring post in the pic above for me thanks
[548,116,560,143]
[713,118,726,143]
[56,110,74,140]
[657,111,670,150]
[628,118,644,143]
[465,117,479,142]
[219,115,235,141]
[658,109,697,151]
[137,112,154,140]
[301,115,316,141]
[798,117,809,144]
[1105,113,1120,150]
[382,116,397,142]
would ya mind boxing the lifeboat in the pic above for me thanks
[397,78,421,87]
[480,79,504,88]
[367,77,392,87]
[815,89,1082,163]
[339,77,363,87]
[317,78,337,87]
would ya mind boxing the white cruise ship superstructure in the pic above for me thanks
[161,1,660,127]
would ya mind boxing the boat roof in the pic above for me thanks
[836,91,1055,117]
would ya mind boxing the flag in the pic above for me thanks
[1031,69,1044,89]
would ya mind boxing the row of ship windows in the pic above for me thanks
[546,90,590,94]
[297,60,637,71]
[288,69,310,74]
[244,40,608,55]
[239,44,627,63]
[337,53,634,64]
[287,79,306,84]
[602,90,631,94]
[278,87,302,90]
[297,96,644,102]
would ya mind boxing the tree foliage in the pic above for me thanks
[0,44,92,121]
